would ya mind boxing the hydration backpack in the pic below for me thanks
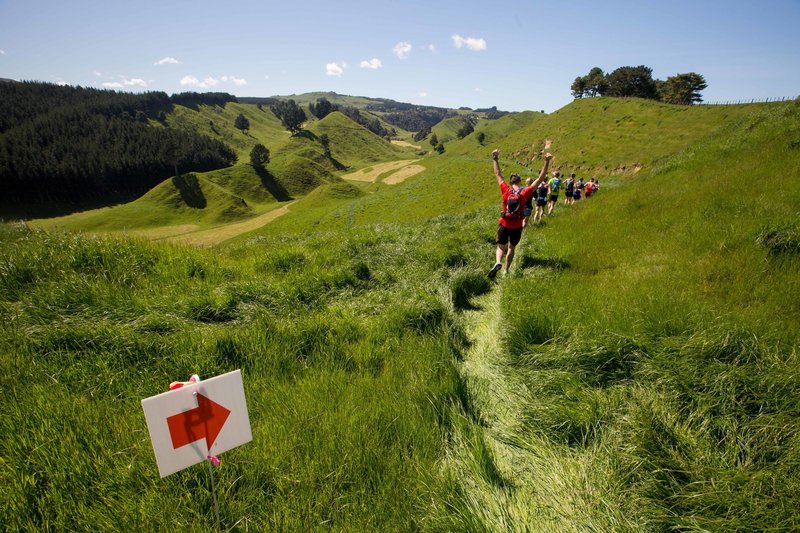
[503,188,524,219]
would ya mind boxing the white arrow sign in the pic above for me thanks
[141,370,252,478]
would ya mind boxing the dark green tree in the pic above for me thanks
[604,66,658,99]
[249,143,270,168]
[429,133,438,148]
[476,131,486,144]
[319,134,331,158]
[309,97,334,119]
[571,76,588,98]
[234,113,250,132]
[658,72,708,105]
[456,119,474,139]
[413,125,431,142]
[435,142,445,154]
[584,67,608,97]
[271,99,306,135]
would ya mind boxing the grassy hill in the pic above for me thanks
[31,106,407,233]
[3,97,800,530]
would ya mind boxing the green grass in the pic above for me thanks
[3,97,800,530]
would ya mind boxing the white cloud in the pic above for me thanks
[155,56,180,65]
[451,34,487,51]
[264,74,270,80]
[326,62,345,77]
[93,70,102,77]
[55,78,68,86]
[392,41,412,59]
[103,77,147,88]
[180,75,219,88]
[419,91,428,97]
[360,58,382,69]
[474,87,482,92]
[0,49,6,55]
[221,75,247,86]
[428,44,436,53]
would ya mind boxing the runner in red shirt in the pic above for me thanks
[488,149,553,278]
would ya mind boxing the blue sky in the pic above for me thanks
[1,0,798,112]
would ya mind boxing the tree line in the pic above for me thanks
[0,81,236,207]
[571,66,708,105]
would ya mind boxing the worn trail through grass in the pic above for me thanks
[455,273,613,531]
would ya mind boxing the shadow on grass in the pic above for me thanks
[172,173,207,208]
[296,130,318,141]
[254,167,293,202]
[519,255,571,270]
[329,156,348,171]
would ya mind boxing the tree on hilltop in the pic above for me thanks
[584,67,608,97]
[429,133,438,148]
[658,72,708,105]
[250,143,269,169]
[604,65,658,99]
[571,76,588,98]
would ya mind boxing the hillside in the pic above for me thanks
[32,105,408,234]
[2,97,800,530]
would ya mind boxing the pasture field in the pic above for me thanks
[3,97,800,530]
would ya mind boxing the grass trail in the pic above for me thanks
[454,268,631,531]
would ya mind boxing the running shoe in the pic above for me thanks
[487,263,502,279]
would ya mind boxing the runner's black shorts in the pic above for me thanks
[496,224,523,246]
[536,198,547,207]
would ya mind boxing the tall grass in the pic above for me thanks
[0,216,492,530]
[4,98,800,531]
[482,100,800,529]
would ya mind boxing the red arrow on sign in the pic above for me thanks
[167,393,231,450]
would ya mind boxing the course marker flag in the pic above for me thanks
[142,370,252,477]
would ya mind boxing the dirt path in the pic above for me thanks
[390,140,422,149]
[341,159,419,183]
[382,164,425,185]
[162,203,293,247]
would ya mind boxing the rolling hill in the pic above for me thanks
[2,94,800,530]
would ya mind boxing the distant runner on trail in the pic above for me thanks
[533,178,548,224]
[574,178,584,201]
[564,173,575,205]
[547,171,561,215]
[488,149,553,279]
[522,177,534,229]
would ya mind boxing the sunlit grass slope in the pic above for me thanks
[0,214,496,530]
[4,97,800,531]
[310,111,406,167]
[168,102,289,159]
[255,99,767,235]
[31,108,408,233]
[472,100,800,530]
[31,173,254,232]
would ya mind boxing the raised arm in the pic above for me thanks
[532,152,553,188]
[492,149,504,186]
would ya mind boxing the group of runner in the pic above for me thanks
[526,173,600,225]
[488,149,601,279]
